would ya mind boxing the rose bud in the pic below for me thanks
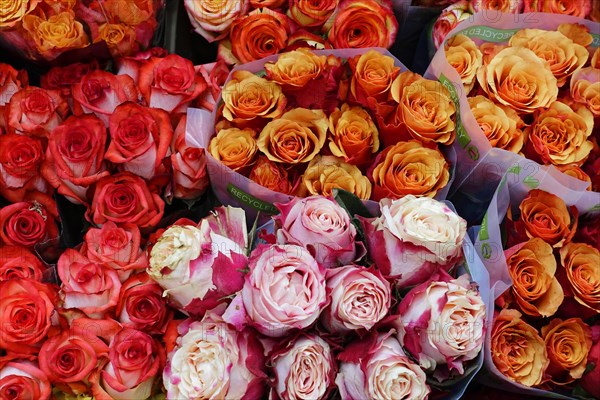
[0,245,46,282]
[0,134,48,203]
[491,309,549,386]
[0,195,59,249]
[148,206,247,317]
[336,332,430,400]
[560,242,600,313]
[184,0,249,42]
[524,0,592,18]
[361,196,466,288]
[570,67,600,117]
[274,196,364,268]
[302,155,372,200]
[432,0,471,49]
[6,87,68,137]
[323,265,391,332]
[270,334,337,400]
[116,272,173,335]
[0,361,51,400]
[445,34,482,94]
[580,326,600,399]
[0,279,59,356]
[164,313,266,399]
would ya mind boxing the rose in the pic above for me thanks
[526,101,593,166]
[221,70,286,122]
[503,238,564,317]
[580,327,600,399]
[0,134,47,203]
[209,128,258,171]
[0,279,58,355]
[0,63,28,111]
[326,0,398,49]
[348,50,399,105]
[0,0,40,28]
[523,0,592,17]
[92,329,164,400]
[103,0,156,26]
[468,95,524,153]
[94,23,137,58]
[58,249,122,318]
[391,74,456,144]
[82,222,148,280]
[264,48,328,88]
[170,115,209,200]
[148,207,247,316]
[274,196,363,268]
[432,1,472,49]
[480,42,507,65]
[41,61,98,98]
[116,273,173,335]
[541,318,592,385]
[0,245,45,282]
[361,196,466,287]
[22,11,89,59]
[323,265,391,332]
[6,87,68,137]
[518,189,578,247]
[185,0,249,42]
[593,47,600,68]
[0,197,59,249]
[241,244,328,337]
[570,67,600,117]
[558,23,594,48]
[257,108,328,164]
[289,0,339,27]
[491,309,548,386]
[371,141,450,201]
[0,361,51,400]
[250,0,286,7]
[286,30,332,51]
[164,313,266,399]
[477,47,558,113]
[445,34,482,94]
[72,70,140,125]
[87,172,165,231]
[557,164,592,190]
[249,156,294,194]
[115,47,168,82]
[302,155,372,200]
[42,114,109,204]
[336,332,430,400]
[270,334,336,400]
[328,104,380,166]
[560,242,600,313]
[396,272,485,374]
[228,8,291,63]
[470,0,522,12]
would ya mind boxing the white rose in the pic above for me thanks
[184,0,248,42]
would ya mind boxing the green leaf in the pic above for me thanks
[572,384,595,399]
[333,188,373,219]
[246,212,261,256]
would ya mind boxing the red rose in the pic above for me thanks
[0,64,28,130]
[115,47,169,83]
[0,361,51,400]
[41,114,110,204]
[0,195,59,249]
[71,70,140,125]
[0,245,46,282]
[116,272,173,335]
[6,87,68,137]
[0,279,59,356]
[87,172,165,232]
[57,249,122,318]
[0,133,48,203]
[580,326,600,399]
[106,102,173,180]
[41,61,99,98]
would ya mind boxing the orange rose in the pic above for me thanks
[509,29,588,87]
[477,47,558,114]
[302,155,372,200]
[491,309,549,387]
[560,242,600,313]
[504,238,564,317]
[445,34,482,94]
[570,67,600,117]
[468,95,524,153]
[22,11,89,59]
[103,0,154,26]
[264,48,328,87]
[349,50,400,103]
[221,70,286,122]
[94,23,137,58]
[0,0,40,28]
[249,156,294,194]
[523,0,592,18]
[469,0,521,12]
[479,42,507,66]
[542,318,592,385]
[371,141,449,201]
[257,108,328,164]
[250,0,286,7]
[527,101,593,166]
[518,189,577,248]
[557,23,593,48]
[229,8,291,64]
[289,0,339,27]
[209,128,258,171]
[556,164,592,190]
[6,87,68,137]
[328,103,379,166]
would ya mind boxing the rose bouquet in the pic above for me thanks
[184,0,399,65]
[0,0,164,63]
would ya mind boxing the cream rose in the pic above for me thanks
[184,0,248,42]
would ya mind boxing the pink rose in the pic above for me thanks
[6,87,68,137]
[360,196,466,288]
[0,361,51,400]
[115,47,169,83]
[432,1,472,49]
[274,196,364,268]
[0,245,46,282]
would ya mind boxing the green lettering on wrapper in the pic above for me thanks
[227,184,279,214]
[458,26,519,42]
[479,212,490,241]
[523,176,540,189]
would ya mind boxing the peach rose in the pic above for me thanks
[527,101,593,166]
[257,108,328,164]
[542,318,592,385]
[468,96,524,153]
[445,34,482,94]
[209,128,258,171]
[289,0,339,27]
[504,238,564,317]
[491,309,549,387]
[22,11,89,59]
[469,0,522,12]
[0,0,40,28]
[556,164,592,190]
[329,104,379,166]
[477,47,558,113]
[480,42,507,66]
[523,0,592,18]
[264,48,328,87]
[103,0,155,26]
[94,23,137,58]
[371,141,449,201]
[570,67,600,117]
[592,47,600,69]
[221,70,286,122]
[509,29,588,87]
[349,50,400,103]
[248,156,294,194]
[518,189,577,248]
[184,0,249,42]
[557,23,593,48]
[560,242,600,313]
[302,155,372,200]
